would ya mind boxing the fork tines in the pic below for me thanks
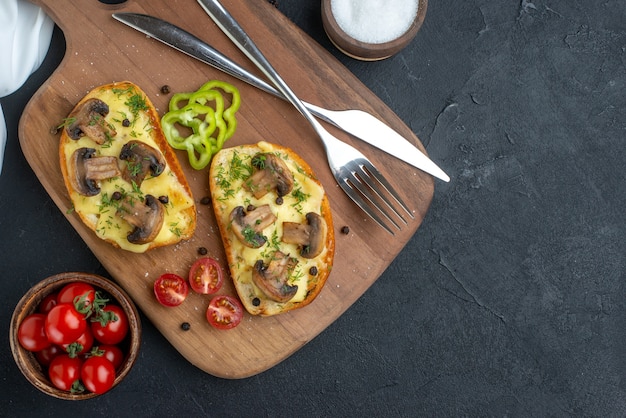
[338,159,414,235]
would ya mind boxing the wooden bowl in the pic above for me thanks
[321,0,428,61]
[10,272,141,400]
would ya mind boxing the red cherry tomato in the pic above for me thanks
[38,293,58,314]
[57,282,96,312]
[18,313,51,352]
[206,295,243,330]
[154,273,188,307]
[35,344,64,366]
[45,303,87,345]
[97,344,125,370]
[91,305,129,345]
[189,257,224,294]
[81,356,116,394]
[62,328,94,356]
[48,354,83,392]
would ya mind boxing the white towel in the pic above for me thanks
[0,0,54,174]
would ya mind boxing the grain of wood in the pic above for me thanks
[20,0,434,378]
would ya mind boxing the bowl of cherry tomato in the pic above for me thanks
[9,272,141,400]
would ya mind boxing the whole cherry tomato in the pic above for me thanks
[81,356,116,394]
[91,305,128,345]
[57,282,96,313]
[38,292,58,314]
[45,303,87,345]
[35,345,64,367]
[154,273,188,307]
[206,295,243,330]
[189,257,223,295]
[48,354,83,392]
[97,344,125,370]
[17,313,51,352]
[62,328,94,356]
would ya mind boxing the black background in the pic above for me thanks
[2,0,625,416]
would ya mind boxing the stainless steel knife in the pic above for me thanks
[112,12,450,182]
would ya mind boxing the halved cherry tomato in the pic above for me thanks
[57,282,96,313]
[189,257,223,294]
[48,354,83,392]
[154,273,189,307]
[35,344,64,366]
[38,292,58,314]
[18,313,51,352]
[45,303,87,345]
[206,295,243,330]
[97,344,125,370]
[91,305,128,345]
[81,356,116,394]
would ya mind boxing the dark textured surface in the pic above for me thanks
[2,0,625,415]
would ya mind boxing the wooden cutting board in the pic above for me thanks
[20,0,434,378]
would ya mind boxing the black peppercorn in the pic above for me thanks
[111,191,122,200]
[341,226,350,234]
[181,322,191,331]
[275,196,283,205]
[252,297,261,306]
[161,85,171,94]
[158,195,169,204]
[200,196,211,205]
[122,118,131,127]
[309,266,318,276]
[198,247,208,256]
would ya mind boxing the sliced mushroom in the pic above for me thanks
[229,204,277,248]
[252,251,299,303]
[119,140,166,187]
[69,147,121,196]
[84,156,121,180]
[116,194,165,245]
[244,153,294,199]
[281,212,327,259]
[66,98,117,145]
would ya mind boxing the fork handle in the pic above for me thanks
[197,0,323,135]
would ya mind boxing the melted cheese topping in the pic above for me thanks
[212,142,329,306]
[62,86,195,253]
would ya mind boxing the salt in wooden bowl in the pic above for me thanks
[322,0,428,61]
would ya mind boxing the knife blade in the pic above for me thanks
[112,12,450,182]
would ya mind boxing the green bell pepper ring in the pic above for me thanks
[161,80,241,170]
[197,80,241,141]
[161,104,218,170]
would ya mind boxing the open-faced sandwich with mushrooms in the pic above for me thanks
[209,141,334,316]
[59,81,196,253]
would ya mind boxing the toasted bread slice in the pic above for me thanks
[209,141,334,316]
[59,81,196,253]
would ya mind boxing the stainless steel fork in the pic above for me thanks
[198,0,413,234]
